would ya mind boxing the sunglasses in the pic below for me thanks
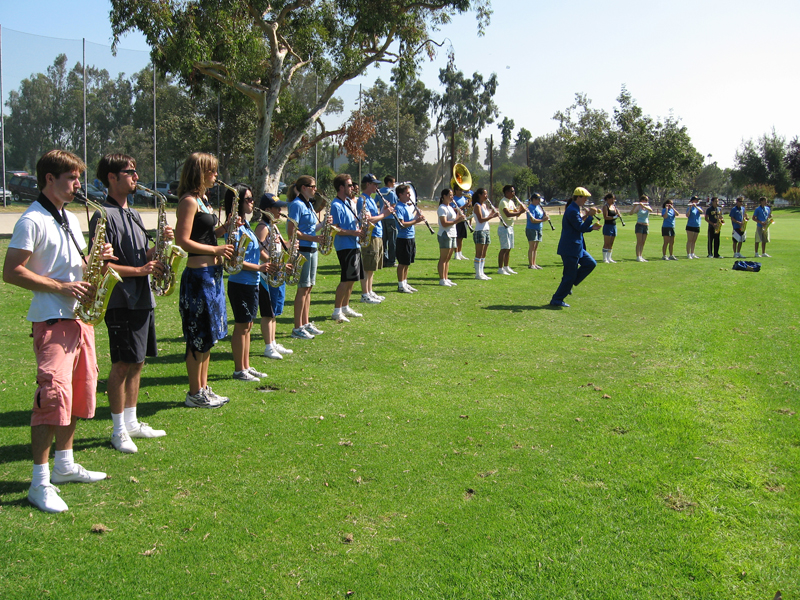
[118,169,138,176]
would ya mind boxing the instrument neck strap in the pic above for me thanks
[106,196,153,244]
[195,196,213,214]
[36,196,87,264]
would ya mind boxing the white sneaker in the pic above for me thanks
[439,279,449,286]
[662,256,668,260]
[687,254,693,259]
[692,254,699,259]
[304,322,324,335]
[51,464,107,484]
[608,258,617,264]
[360,294,381,304]
[263,344,283,360]
[762,253,771,257]
[754,253,760,257]
[342,306,363,317]
[497,268,509,275]
[233,369,260,382]
[707,254,713,258]
[111,430,138,453]
[669,255,678,261]
[370,292,386,301]
[205,386,230,405]
[185,389,222,408]
[28,483,68,513]
[636,257,647,262]
[332,312,350,323]
[405,284,418,292]
[446,279,457,286]
[291,327,314,339]
[480,273,492,280]
[127,422,166,438]
[274,343,293,355]
[247,366,268,378]
[398,284,413,293]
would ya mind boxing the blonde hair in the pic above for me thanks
[177,152,218,198]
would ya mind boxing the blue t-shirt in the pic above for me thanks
[686,206,703,228]
[288,197,317,250]
[454,194,467,209]
[331,197,359,251]
[227,225,260,286]
[395,202,416,239]
[357,193,382,239]
[753,205,771,226]
[661,207,677,229]
[526,204,544,231]
[378,187,397,221]
[729,206,745,230]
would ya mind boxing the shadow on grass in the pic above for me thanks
[0,436,108,468]
[483,304,560,312]
[0,480,31,505]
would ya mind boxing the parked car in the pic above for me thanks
[146,181,179,203]
[81,183,106,203]
[0,186,12,202]
[544,199,566,207]
[8,175,39,202]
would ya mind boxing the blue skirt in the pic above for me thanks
[179,266,228,355]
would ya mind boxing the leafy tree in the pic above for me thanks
[783,187,800,205]
[527,133,566,200]
[732,131,792,195]
[554,87,703,198]
[497,116,515,160]
[510,127,532,167]
[110,0,491,197]
[783,136,800,183]
[693,162,728,197]
[742,183,776,203]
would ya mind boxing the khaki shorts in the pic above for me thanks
[31,319,98,427]
[755,226,770,243]
[361,236,383,271]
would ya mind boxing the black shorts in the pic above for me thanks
[337,248,364,282]
[455,221,468,240]
[258,282,275,319]
[396,238,416,265]
[105,307,157,364]
[228,281,259,323]
[662,227,675,237]
[685,226,700,233]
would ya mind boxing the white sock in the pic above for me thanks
[111,412,126,436]
[54,449,74,474]
[124,406,138,430]
[332,307,341,317]
[32,463,50,488]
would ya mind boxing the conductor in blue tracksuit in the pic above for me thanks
[550,187,601,308]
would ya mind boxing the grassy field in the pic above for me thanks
[0,210,798,599]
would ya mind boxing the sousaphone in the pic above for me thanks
[450,163,472,192]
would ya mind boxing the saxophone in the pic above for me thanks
[218,180,252,274]
[284,217,307,286]
[73,190,122,326]
[713,209,724,234]
[358,197,375,248]
[313,191,335,255]
[137,184,187,296]
[261,211,288,288]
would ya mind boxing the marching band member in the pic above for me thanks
[394,183,426,292]
[437,188,464,286]
[685,196,703,259]
[496,185,526,274]
[175,152,233,408]
[705,197,724,258]
[630,195,656,262]
[287,176,326,339]
[89,154,169,453]
[224,184,269,381]
[660,199,679,260]
[256,193,294,360]
[601,193,620,263]
[753,196,772,257]
[729,196,748,258]
[549,187,601,308]
[471,188,499,280]
[330,173,365,323]
[3,150,115,512]
[526,193,548,269]
[452,184,470,260]
[357,173,392,304]
[380,175,399,267]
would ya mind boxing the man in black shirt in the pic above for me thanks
[90,154,171,453]
[704,197,724,258]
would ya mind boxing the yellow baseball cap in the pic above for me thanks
[572,187,591,197]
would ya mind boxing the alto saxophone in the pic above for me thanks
[218,180,252,275]
[358,198,374,247]
[313,192,335,255]
[73,190,122,326]
[137,184,186,296]
[284,217,307,286]
[261,211,289,288]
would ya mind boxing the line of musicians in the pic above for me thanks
[2,149,776,514]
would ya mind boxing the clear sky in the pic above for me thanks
[1,0,798,169]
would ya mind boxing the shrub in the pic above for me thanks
[782,187,800,205]
[742,183,776,203]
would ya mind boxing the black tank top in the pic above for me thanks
[187,210,218,257]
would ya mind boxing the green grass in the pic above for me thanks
[0,210,798,599]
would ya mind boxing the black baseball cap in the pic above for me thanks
[260,192,288,210]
